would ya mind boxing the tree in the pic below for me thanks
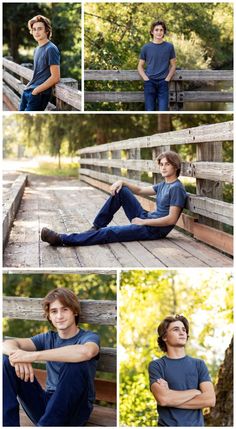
[204,338,233,427]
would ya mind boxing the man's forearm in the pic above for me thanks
[34,75,60,94]
[158,389,201,407]
[176,392,216,409]
[3,339,20,355]
[137,64,149,81]
[165,64,176,81]
[142,214,175,227]
[120,180,143,195]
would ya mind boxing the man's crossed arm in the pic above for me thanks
[151,378,215,409]
[3,338,99,383]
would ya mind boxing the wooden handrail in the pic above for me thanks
[3,297,117,325]
[85,69,233,81]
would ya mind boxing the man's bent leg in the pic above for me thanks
[93,186,147,228]
[3,355,47,426]
[60,223,171,246]
[38,362,92,426]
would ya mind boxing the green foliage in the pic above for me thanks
[119,270,233,426]
[3,273,116,348]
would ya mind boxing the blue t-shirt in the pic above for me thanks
[149,355,211,427]
[140,41,176,80]
[149,179,187,220]
[27,40,60,89]
[31,328,100,403]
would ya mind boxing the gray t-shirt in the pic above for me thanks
[149,179,187,220]
[140,41,176,80]
[149,355,211,427]
[27,40,60,89]
[31,328,100,403]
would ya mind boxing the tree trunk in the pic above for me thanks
[9,22,19,62]
[204,337,233,426]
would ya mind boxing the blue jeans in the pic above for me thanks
[19,88,51,111]
[60,187,173,246]
[144,78,169,111]
[3,355,92,426]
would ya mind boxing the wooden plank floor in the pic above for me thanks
[3,174,233,268]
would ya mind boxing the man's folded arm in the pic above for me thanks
[175,381,216,409]
[151,380,201,407]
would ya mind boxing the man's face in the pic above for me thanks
[152,25,165,41]
[159,157,177,179]
[163,321,188,348]
[48,299,77,331]
[31,22,48,43]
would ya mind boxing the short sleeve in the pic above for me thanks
[153,183,160,194]
[148,360,163,388]
[31,333,47,351]
[170,44,176,60]
[197,360,211,384]
[169,185,187,208]
[79,331,100,347]
[47,45,60,66]
[139,45,146,60]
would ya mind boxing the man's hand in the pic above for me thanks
[110,180,123,196]
[11,362,35,382]
[156,378,169,390]
[31,88,39,95]
[131,217,145,225]
[10,349,37,364]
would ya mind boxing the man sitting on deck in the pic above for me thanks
[41,150,187,247]
[3,288,100,427]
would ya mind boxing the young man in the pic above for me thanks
[3,288,100,426]
[149,315,215,427]
[41,150,187,247]
[19,15,60,111]
[138,20,176,111]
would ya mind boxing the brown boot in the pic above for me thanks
[41,227,63,246]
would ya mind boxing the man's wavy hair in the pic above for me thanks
[28,15,52,39]
[150,20,167,37]
[157,315,189,352]
[157,150,182,177]
[42,288,80,327]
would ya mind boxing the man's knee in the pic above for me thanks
[3,354,11,369]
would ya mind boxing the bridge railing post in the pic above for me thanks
[55,78,78,110]
[126,148,141,181]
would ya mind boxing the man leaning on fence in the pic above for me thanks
[3,288,100,426]
[19,15,60,111]
[138,20,176,111]
[41,150,187,247]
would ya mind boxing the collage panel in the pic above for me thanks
[84,2,233,113]
[119,269,233,427]
[3,270,117,426]
[3,2,82,112]
[3,113,233,269]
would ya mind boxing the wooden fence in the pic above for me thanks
[3,296,117,426]
[3,58,82,111]
[78,121,233,256]
[85,69,233,110]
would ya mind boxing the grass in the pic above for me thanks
[24,161,79,178]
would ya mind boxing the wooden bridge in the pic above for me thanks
[85,69,233,110]
[3,58,82,111]
[3,121,233,268]
[3,293,117,426]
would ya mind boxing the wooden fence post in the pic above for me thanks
[196,142,223,229]
[55,78,78,110]
[126,148,141,181]
[111,150,122,177]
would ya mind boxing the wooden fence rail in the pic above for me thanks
[85,69,233,110]
[3,296,117,426]
[78,121,233,255]
[3,58,82,111]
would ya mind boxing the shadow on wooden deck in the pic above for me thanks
[3,174,232,268]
